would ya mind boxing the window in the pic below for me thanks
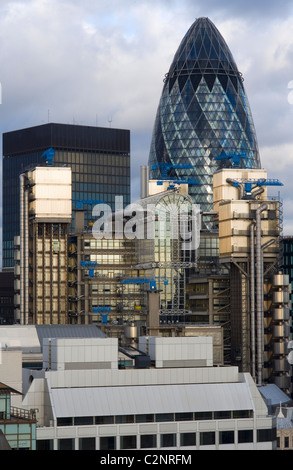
[214,410,231,420]
[140,434,157,448]
[257,428,276,443]
[58,438,75,450]
[160,433,176,448]
[95,416,114,425]
[57,417,72,426]
[100,436,116,450]
[233,410,252,419]
[194,411,212,421]
[79,437,96,450]
[200,432,215,446]
[136,414,154,423]
[74,416,94,426]
[120,435,136,449]
[155,413,174,422]
[238,430,253,444]
[180,432,196,447]
[36,440,54,450]
[115,415,134,424]
[219,431,234,444]
[175,412,193,421]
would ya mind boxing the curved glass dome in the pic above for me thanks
[148,17,261,213]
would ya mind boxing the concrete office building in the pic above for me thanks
[2,123,130,268]
[20,336,276,450]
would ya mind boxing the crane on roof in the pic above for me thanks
[151,161,193,178]
[215,152,248,168]
[226,177,283,199]
[151,162,200,188]
[80,261,98,277]
[74,199,104,209]
[41,147,55,166]
[92,306,112,324]
[121,277,168,291]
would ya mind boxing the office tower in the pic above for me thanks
[68,209,139,326]
[148,17,260,214]
[214,168,291,391]
[2,123,130,268]
[14,166,72,325]
[68,187,198,326]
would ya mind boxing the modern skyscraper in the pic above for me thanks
[14,166,72,325]
[148,17,261,213]
[2,123,130,268]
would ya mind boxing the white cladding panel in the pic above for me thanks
[29,167,72,219]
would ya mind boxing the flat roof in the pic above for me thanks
[3,123,130,156]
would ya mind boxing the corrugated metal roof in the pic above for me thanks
[0,325,106,352]
[35,325,106,350]
[51,382,254,418]
[258,384,291,407]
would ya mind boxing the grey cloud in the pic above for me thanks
[0,0,293,233]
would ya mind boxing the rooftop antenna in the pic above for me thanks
[108,115,112,128]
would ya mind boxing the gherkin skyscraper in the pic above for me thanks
[148,17,261,213]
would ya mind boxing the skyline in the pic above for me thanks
[1,0,293,246]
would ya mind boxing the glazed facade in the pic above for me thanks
[2,123,130,268]
[148,17,261,213]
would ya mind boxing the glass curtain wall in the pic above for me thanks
[148,17,261,215]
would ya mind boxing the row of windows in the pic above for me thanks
[72,174,130,185]
[70,164,130,174]
[73,187,129,200]
[57,410,253,427]
[83,239,134,249]
[55,152,130,166]
[37,428,276,451]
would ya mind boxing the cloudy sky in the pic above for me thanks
[1,0,293,241]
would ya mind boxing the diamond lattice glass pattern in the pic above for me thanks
[148,17,261,213]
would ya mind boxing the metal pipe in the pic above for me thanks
[256,203,267,385]
[262,239,275,251]
[20,174,25,325]
[24,181,29,325]
[250,222,256,380]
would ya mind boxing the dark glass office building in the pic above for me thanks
[148,17,261,213]
[2,123,130,267]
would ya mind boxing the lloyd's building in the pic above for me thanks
[146,17,291,392]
